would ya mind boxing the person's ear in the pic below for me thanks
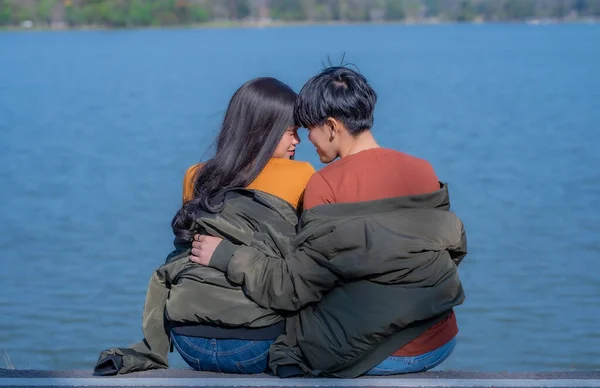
[326,117,338,141]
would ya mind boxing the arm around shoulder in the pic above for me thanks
[224,244,339,312]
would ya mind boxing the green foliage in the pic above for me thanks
[128,0,154,26]
[190,5,210,23]
[458,0,476,21]
[36,0,56,23]
[385,0,406,20]
[270,0,306,21]
[1,0,598,28]
[0,0,13,25]
[503,0,536,20]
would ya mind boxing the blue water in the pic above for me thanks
[0,24,599,371]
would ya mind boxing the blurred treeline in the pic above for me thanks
[1,0,599,28]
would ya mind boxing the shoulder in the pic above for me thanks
[293,160,316,177]
[372,149,436,172]
[286,160,316,190]
[267,159,315,178]
[303,171,335,209]
[184,163,203,178]
[274,159,315,170]
[306,171,330,188]
[397,151,436,172]
[312,156,347,181]
[182,163,204,203]
[386,149,431,163]
[389,150,439,185]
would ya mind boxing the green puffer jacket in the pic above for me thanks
[94,184,466,378]
[94,189,301,375]
[210,182,467,378]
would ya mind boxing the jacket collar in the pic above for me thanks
[302,182,451,220]
[220,188,299,228]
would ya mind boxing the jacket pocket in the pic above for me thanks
[312,305,342,348]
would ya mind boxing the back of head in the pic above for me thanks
[172,77,297,240]
[294,66,377,135]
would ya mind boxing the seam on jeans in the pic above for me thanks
[234,346,270,373]
[386,354,418,366]
[422,338,456,370]
[177,335,214,355]
[369,367,394,374]
[212,340,221,373]
[218,340,263,356]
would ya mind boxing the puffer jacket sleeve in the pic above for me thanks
[449,218,468,266]
[211,243,340,312]
[94,248,190,375]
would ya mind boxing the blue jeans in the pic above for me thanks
[170,332,273,374]
[365,337,457,376]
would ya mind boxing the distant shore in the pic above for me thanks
[1,17,598,32]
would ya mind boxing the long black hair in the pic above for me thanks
[172,77,297,241]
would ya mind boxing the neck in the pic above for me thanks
[339,130,380,158]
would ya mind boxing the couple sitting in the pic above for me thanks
[95,66,467,378]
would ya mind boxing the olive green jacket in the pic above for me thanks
[211,183,467,377]
[94,185,466,378]
[94,190,299,375]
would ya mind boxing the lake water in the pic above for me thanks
[0,23,599,372]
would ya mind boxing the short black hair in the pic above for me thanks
[294,66,377,135]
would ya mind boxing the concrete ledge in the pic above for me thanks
[1,369,599,388]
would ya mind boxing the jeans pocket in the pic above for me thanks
[233,347,270,374]
[171,333,217,371]
[171,334,201,371]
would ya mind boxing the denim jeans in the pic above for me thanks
[170,332,273,374]
[365,337,457,376]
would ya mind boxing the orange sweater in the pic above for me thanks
[183,158,315,209]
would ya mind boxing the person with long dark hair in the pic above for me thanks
[94,77,315,376]
[176,76,312,212]
[169,77,315,373]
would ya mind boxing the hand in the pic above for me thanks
[189,234,223,266]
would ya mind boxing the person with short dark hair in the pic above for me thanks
[296,66,459,375]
